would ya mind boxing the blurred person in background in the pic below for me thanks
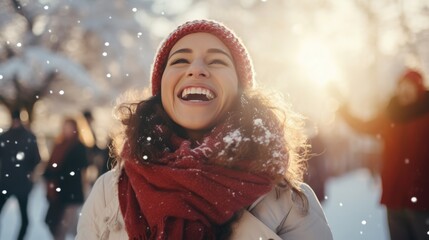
[338,69,429,240]
[43,117,89,240]
[0,109,41,240]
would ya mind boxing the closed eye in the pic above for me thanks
[170,58,189,65]
[209,59,228,66]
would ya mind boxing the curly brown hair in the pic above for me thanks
[110,88,310,237]
[112,88,308,190]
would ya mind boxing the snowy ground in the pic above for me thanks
[0,180,58,240]
[0,168,389,240]
[323,168,389,240]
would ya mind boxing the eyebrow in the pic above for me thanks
[207,48,233,61]
[168,48,192,59]
[168,48,233,62]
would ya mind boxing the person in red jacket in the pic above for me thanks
[338,69,429,240]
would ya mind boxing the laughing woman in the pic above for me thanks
[76,19,333,240]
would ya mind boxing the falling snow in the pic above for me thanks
[16,152,25,160]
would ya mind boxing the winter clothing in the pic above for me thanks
[119,160,271,239]
[387,209,429,240]
[387,90,429,123]
[77,18,333,239]
[118,143,271,239]
[382,99,429,211]
[0,124,40,196]
[151,19,254,95]
[77,107,333,239]
[340,84,429,211]
[115,106,295,239]
[0,123,41,240]
[339,69,429,240]
[44,139,88,204]
[76,168,333,240]
[43,137,89,238]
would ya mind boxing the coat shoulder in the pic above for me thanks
[76,168,125,240]
[249,183,333,239]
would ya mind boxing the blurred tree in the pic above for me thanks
[0,0,96,123]
[0,0,428,140]
[0,0,196,125]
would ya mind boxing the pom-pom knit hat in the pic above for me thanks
[400,69,425,95]
[150,19,255,96]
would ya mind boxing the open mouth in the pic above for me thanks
[179,87,216,102]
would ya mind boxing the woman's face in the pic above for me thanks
[161,33,239,139]
[396,79,418,106]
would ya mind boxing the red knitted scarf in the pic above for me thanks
[118,141,271,239]
[118,105,290,239]
[118,135,274,239]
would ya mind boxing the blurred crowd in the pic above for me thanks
[0,109,110,240]
[1,68,428,240]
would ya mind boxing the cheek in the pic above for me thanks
[160,70,177,97]
[160,74,175,117]
[161,86,174,117]
[222,75,239,99]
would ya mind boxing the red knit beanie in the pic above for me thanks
[150,19,255,96]
[400,69,425,94]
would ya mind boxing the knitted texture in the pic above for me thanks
[151,19,255,95]
[118,137,272,239]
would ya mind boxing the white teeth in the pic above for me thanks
[181,87,215,100]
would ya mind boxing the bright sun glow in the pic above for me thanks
[296,39,339,85]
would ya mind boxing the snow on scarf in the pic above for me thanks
[118,111,288,239]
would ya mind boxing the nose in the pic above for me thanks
[186,59,209,78]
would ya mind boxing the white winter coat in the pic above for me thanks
[76,167,333,240]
